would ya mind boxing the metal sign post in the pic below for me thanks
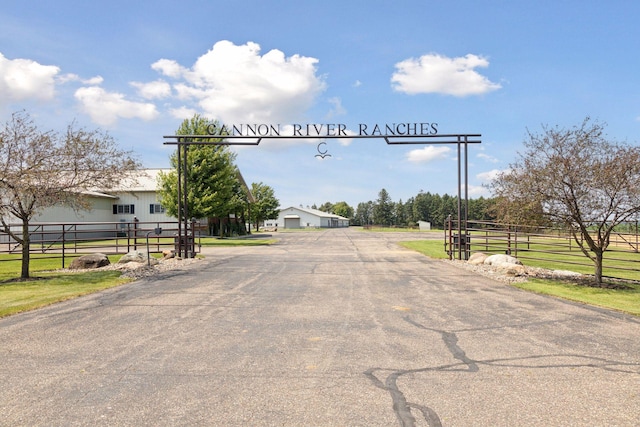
[163,132,481,260]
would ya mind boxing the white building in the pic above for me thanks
[417,221,432,231]
[2,168,255,243]
[30,169,174,224]
[266,206,350,229]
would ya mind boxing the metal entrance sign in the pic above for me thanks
[163,126,481,260]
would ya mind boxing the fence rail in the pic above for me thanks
[445,219,640,281]
[0,220,202,269]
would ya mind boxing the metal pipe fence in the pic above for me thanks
[0,220,202,269]
[445,219,640,281]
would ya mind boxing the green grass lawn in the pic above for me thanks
[0,253,132,318]
[400,239,640,316]
[514,279,640,316]
[465,233,640,281]
[0,237,276,318]
[0,270,129,318]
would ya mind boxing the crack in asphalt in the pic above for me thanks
[364,315,640,427]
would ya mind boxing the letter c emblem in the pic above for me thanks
[315,142,331,159]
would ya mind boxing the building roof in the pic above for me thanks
[281,206,349,220]
[105,168,255,203]
[108,169,167,192]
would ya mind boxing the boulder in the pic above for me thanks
[484,254,522,267]
[117,250,146,264]
[496,264,527,276]
[468,252,488,265]
[162,249,176,259]
[550,269,582,279]
[69,253,110,270]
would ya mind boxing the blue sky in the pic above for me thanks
[1,1,639,209]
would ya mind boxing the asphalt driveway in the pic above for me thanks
[1,228,638,426]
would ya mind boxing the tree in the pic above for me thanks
[250,182,280,231]
[491,118,640,285]
[354,201,373,226]
[332,201,354,220]
[227,174,252,236]
[373,188,394,226]
[317,202,334,213]
[413,192,431,223]
[157,115,240,236]
[0,111,141,279]
[394,199,407,226]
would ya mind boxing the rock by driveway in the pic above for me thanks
[0,228,638,426]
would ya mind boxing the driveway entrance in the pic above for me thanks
[1,228,638,426]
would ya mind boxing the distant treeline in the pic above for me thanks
[312,189,496,229]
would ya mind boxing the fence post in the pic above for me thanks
[61,224,66,269]
[189,218,196,257]
[133,217,139,251]
[446,215,452,260]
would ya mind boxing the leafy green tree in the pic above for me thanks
[250,182,280,231]
[491,118,640,285]
[158,114,240,236]
[318,202,334,213]
[227,175,252,236]
[332,201,354,220]
[0,111,141,278]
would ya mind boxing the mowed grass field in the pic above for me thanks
[464,232,640,280]
[0,236,275,318]
[399,238,640,316]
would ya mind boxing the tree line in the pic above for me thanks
[313,189,496,228]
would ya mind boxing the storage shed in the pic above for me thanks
[268,206,350,229]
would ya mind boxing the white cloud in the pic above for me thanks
[326,97,346,119]
[169,106,198,120]
[84,75,104,85]
[407,145,451,163]
[151,59,187,78]
[476,168,504,183]
[74,86,159,126]
[131,79,171,99]
[468,184,491,197]
[477,152,499,163]
[391,53,501,97]
[56,74,103,85]
[0,53,60,103]
[152,40,326,125]
[336,128,356,147]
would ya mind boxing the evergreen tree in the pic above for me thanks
[373,188,394,226]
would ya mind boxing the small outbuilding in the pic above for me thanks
[418,221,431,231]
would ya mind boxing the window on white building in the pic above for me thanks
[149,204,165,214]
[112,204,135,214]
